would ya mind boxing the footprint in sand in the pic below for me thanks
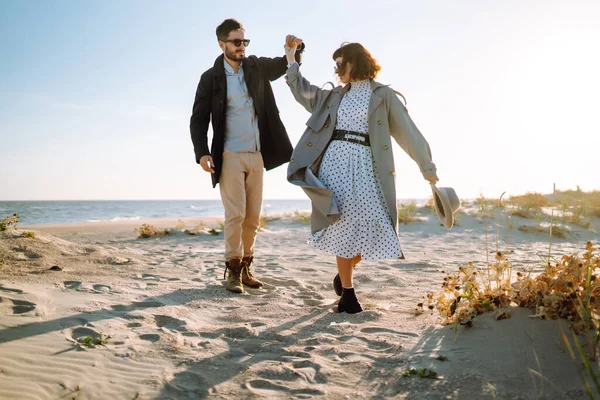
[260,277,302,287]
[139,333,160,342]
[111,301,164,312]
[154,315,188,332]
[12,247,41,259]
[0,285,23,294]
[0,296,36,314]
[63,281,82,290]
[93,284,111,293]
[338,335,400,352]
[245,379,324,397]
[290,290,325,307]
[360,327,419,338]
[141,274,160,281]
[291,360,327,384]
[59,317,88,329]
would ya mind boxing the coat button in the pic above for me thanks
[377,120,381,125]
[290,158,294,162]
[307,142,312,147]
[324,124,329,128]
[383,145,389,150]
[390,171,395,176]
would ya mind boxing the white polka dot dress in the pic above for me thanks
[310,79,403,260]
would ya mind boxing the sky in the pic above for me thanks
[1,0,599,201]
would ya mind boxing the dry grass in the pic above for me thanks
[0,214,19,231]
[397,202,420,224]
[259,211,281,231]
[517,224,575,239]
[135,224,173,239]
[174,219,206,235]
[419,242,600,356]
[282,211,310,225]
[507,192,548,219]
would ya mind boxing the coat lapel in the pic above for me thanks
[329,84,350,127]
[368,81,384,119]
[242,57,261,114]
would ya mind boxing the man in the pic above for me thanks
[190,19,304,294]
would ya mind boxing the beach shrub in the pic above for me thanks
[0,214,19,231]
[474,195,497,214]
[290,211,310,225]
[397,202,418,224]
[77,333,109,348]
[0,259,4,267]
[135,223,172,239]
[508,192,548,219]
[420,242,600,357]
[20,231,35,239]
[177,219,206,235]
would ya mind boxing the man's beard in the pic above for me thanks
[225,48,244,62]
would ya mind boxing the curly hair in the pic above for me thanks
[332,42,381,81]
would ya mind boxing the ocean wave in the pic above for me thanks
[86,216,141,223]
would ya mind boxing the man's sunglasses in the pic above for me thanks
[223,39,250,47]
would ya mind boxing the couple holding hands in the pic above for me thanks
[190,18,458,314]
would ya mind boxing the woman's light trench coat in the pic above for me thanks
[285,63,438,235]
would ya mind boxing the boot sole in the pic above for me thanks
[243,283,264,289]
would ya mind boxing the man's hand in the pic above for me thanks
[200,155,215,173]
[284,34,303,64]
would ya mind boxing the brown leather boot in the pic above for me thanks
[241,256,264,288]
[224,259,244,294]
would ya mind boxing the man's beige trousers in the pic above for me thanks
[219,151,264,261]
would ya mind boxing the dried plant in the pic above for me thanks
[284,211,310,225]
[177,220,205,235]
[398,202,419,224]
[421,242,600,360]
[135,223,172,239]
[0,214,19,231]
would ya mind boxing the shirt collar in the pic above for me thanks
[224,60,243,76]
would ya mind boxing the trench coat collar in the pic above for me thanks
[368,80,387,118]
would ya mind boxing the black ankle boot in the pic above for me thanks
[333,274,342,296]
[337,288,363,314]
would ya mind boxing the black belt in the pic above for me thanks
[332,129,370,146]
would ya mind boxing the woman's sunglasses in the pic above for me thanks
[334,61,343,72]
[223,39,250,47]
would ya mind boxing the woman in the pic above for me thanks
[284,36,439,313]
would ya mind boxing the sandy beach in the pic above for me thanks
[1,208,599,399]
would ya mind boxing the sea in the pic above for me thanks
[0,200,312,226]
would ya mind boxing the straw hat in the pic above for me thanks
[431,184,461,229]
